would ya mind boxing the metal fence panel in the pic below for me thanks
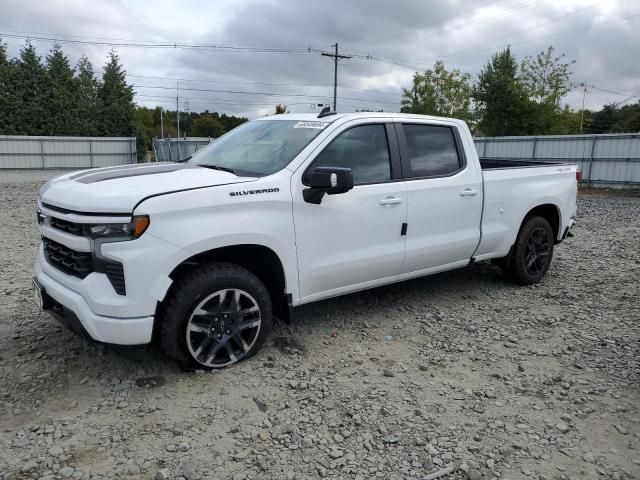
[474,133,640,188]
[153,138,213,162]
[0,136,137,169]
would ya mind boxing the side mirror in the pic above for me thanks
[303,167,354,204]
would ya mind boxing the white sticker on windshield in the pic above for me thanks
[293,121,328,129]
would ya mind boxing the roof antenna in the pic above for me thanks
[318,106,337,119]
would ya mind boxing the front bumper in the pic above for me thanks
[34,250,154,345]
[34,268,154,345]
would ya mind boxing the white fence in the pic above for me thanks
[475,133,640,188]
[0,136,137,169]
[153,137,213,162]
[146,132,640,188]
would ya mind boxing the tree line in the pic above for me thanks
[134,107,248,157]
[0,41,247,157]
[0,41,135,137]
[401,46,639,136]
[1,40,637,154]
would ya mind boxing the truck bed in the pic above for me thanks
[479,158,567,170]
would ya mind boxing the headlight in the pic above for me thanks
[87,215,150,240]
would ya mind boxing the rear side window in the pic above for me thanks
[401,124,462,177]
[309,124,391,185]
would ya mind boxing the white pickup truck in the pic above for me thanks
[34,112,578,368]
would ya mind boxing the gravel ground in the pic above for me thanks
[0,171,638,480]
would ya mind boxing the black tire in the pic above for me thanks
[158,262,272,369]
[501,216,554,285]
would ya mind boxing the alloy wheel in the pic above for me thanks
[185,288,261,368]
[524,227,551,276]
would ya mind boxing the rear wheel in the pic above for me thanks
[501,216,554,285]
[159,263,272,369]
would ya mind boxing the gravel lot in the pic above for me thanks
[1,171,638,480]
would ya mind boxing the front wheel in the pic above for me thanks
[159,263,272,369]
[501,216,554,285]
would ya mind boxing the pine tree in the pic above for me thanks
[75,55,98,136]
[97,50,134,136]
[14,42,48,135]
[0,40,16,134]
[45,44,77,135]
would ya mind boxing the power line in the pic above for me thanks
[412,2,597,66]
[358,12,640,74]
[132,84,400,106]
[613,89,640,107]
[343,0,544,67]
[133,93,368,112]
[127,73,402,97]
[0,31,314,53]
[586,85,635,96]
[354,2,599,72]
[135,93,319,107]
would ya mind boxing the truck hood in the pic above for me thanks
[39,162,257,213]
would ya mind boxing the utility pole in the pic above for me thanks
[176,81,180,140]
[321,43,352,111]
[579,81,587,133]
[160,109,164,139]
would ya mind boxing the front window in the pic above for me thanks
[308,124,391,185]
[188,120,328,176]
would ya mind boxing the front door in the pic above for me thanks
[292,121,407,301]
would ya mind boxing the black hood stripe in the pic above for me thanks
[74,163,199,184]
[68,162,180,180]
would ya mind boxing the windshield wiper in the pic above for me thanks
[174,155,192,163]
[200,164,236,174]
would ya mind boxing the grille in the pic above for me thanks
[49,217,84,236]
[43,237,93,278]
[42,237,126,295]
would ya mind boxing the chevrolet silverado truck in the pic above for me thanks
[34,112,578,369]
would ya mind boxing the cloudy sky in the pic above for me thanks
[1,0,639,119]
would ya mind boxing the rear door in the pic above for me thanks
[395,121,482,273]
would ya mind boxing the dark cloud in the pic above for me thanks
[1,0,638,118]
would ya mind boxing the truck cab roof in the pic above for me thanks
[257,112,468,127]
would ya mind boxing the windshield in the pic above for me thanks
[187,120,328,176]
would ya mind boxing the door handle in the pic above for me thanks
[379,196,403,205]
[460,188,478,196]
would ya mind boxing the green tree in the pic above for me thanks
[274,104,288,114]
[75,55,98,136]
[472,47,531,136]
[587,104,617,133]
[401,60,473,123]
[586,102,640,134]
[0,40,17,134]
[612,102,640,132]
[44,44,77,135]
[133,106,157,159]
[13,42,48,135]
[520,46,574,107]
[97,50,135,136]
[219,113,247,131]
[190,113,225,137]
